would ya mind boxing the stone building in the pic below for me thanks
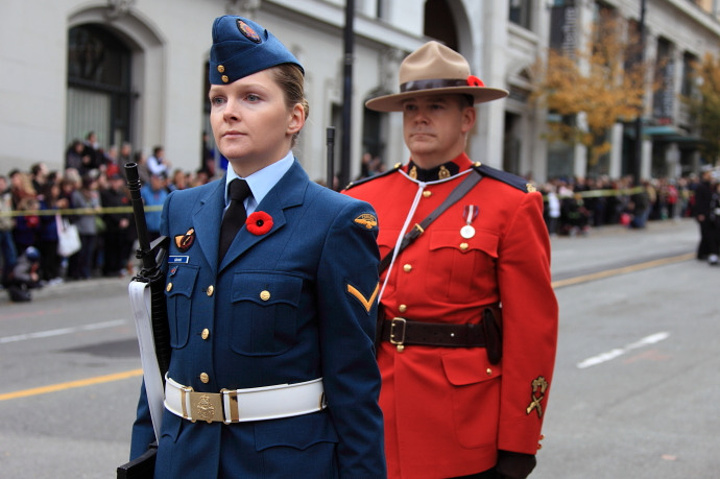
[1,0,719,184]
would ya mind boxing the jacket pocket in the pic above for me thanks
[442,350,501,449]
[229,272,302,356]
[254,412,339,478]
[426,229,498,303]
[165,264,199,348]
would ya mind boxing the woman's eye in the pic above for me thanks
[246,93,260,102]
[210,97,225,106]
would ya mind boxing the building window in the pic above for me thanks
[653,37,675,123]
[681,52,698,97]
[66,24,131,150]
[509,0,532,30]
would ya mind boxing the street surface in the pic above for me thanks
[0,218,717,478]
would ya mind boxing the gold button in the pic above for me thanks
[166,283,173,292]
[403,264,412,273]
[206,285,214,297]
[398,304,407,313]
[221,74,229,83]
[486,368,492,375]
[260,290,271,301]
[459,242,469,251]
[201,328,210,340]
[474,161,482,167]
[422,190,432,198]
[199,372,210,383]
[217,65,225,73]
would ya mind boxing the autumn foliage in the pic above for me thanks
[683,53,720,163]
[532,14,647,165]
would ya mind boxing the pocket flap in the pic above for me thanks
[441,350,500,386]
[232,272,303,306]
[165,264,199,299]
[254,412,338,451]
[429,230,499,258]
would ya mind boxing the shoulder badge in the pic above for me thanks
[472,162,533,193]
[343,163,402,191]
[354,213,378,230]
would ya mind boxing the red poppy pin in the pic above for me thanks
[467,75,485,87]
[246,211,273,235]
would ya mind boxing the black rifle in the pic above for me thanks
[116,163,170,479]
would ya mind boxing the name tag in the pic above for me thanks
[168,255,189,264]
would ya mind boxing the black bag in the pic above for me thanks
[7,285,32,302]
[117,446,157,479]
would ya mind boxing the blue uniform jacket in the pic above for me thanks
[130,161,386,478]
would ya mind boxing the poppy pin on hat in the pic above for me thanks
[365,41,508,112]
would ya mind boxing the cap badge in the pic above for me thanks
[174,227,195,252]
[236,19,261,43]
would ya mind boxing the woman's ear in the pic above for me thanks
[287,103,305,136]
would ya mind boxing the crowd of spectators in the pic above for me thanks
[1,136,717,300]
[0,133,219,300]
[536,174,705,236]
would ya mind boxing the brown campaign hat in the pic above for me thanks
[365,41,508,112]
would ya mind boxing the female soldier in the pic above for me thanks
[129,15,385,478]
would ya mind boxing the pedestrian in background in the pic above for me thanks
[139,172,167,242]
[129,15,385,478]
[68,175,100,280]
[693,168,714,261]
[344,41,558,479]
[0,174,17,285]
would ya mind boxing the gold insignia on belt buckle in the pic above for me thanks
[526,376,548,418]
[354,213,378,230]
[189,392,223,423]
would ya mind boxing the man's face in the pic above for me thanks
[402,95,475,168]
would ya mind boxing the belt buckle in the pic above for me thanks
[390,317,407,352]
[189,391,224,423]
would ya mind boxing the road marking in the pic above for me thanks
[0,319,127,344]
[551,252,694,289]
[0,369,143,401]
[577,332,670,369]
[0,252,689,400]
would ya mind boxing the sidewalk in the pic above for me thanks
[550,217,701,281]
[2,218,703,304]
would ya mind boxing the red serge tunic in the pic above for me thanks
[344,153,558,479]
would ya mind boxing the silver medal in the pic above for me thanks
[460,224,475,239]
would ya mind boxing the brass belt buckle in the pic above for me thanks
[189,391,224,423]
[390,317,407,352]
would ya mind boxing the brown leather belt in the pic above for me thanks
[380,316,487,349]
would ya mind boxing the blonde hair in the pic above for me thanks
[271,64,309,147]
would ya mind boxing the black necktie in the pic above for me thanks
[219,178,251,261]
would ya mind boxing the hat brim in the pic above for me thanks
[365,86,508,112]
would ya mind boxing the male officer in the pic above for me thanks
[344,41,558,478]
[130,16,385,478]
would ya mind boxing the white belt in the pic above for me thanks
[164,375,326,424]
